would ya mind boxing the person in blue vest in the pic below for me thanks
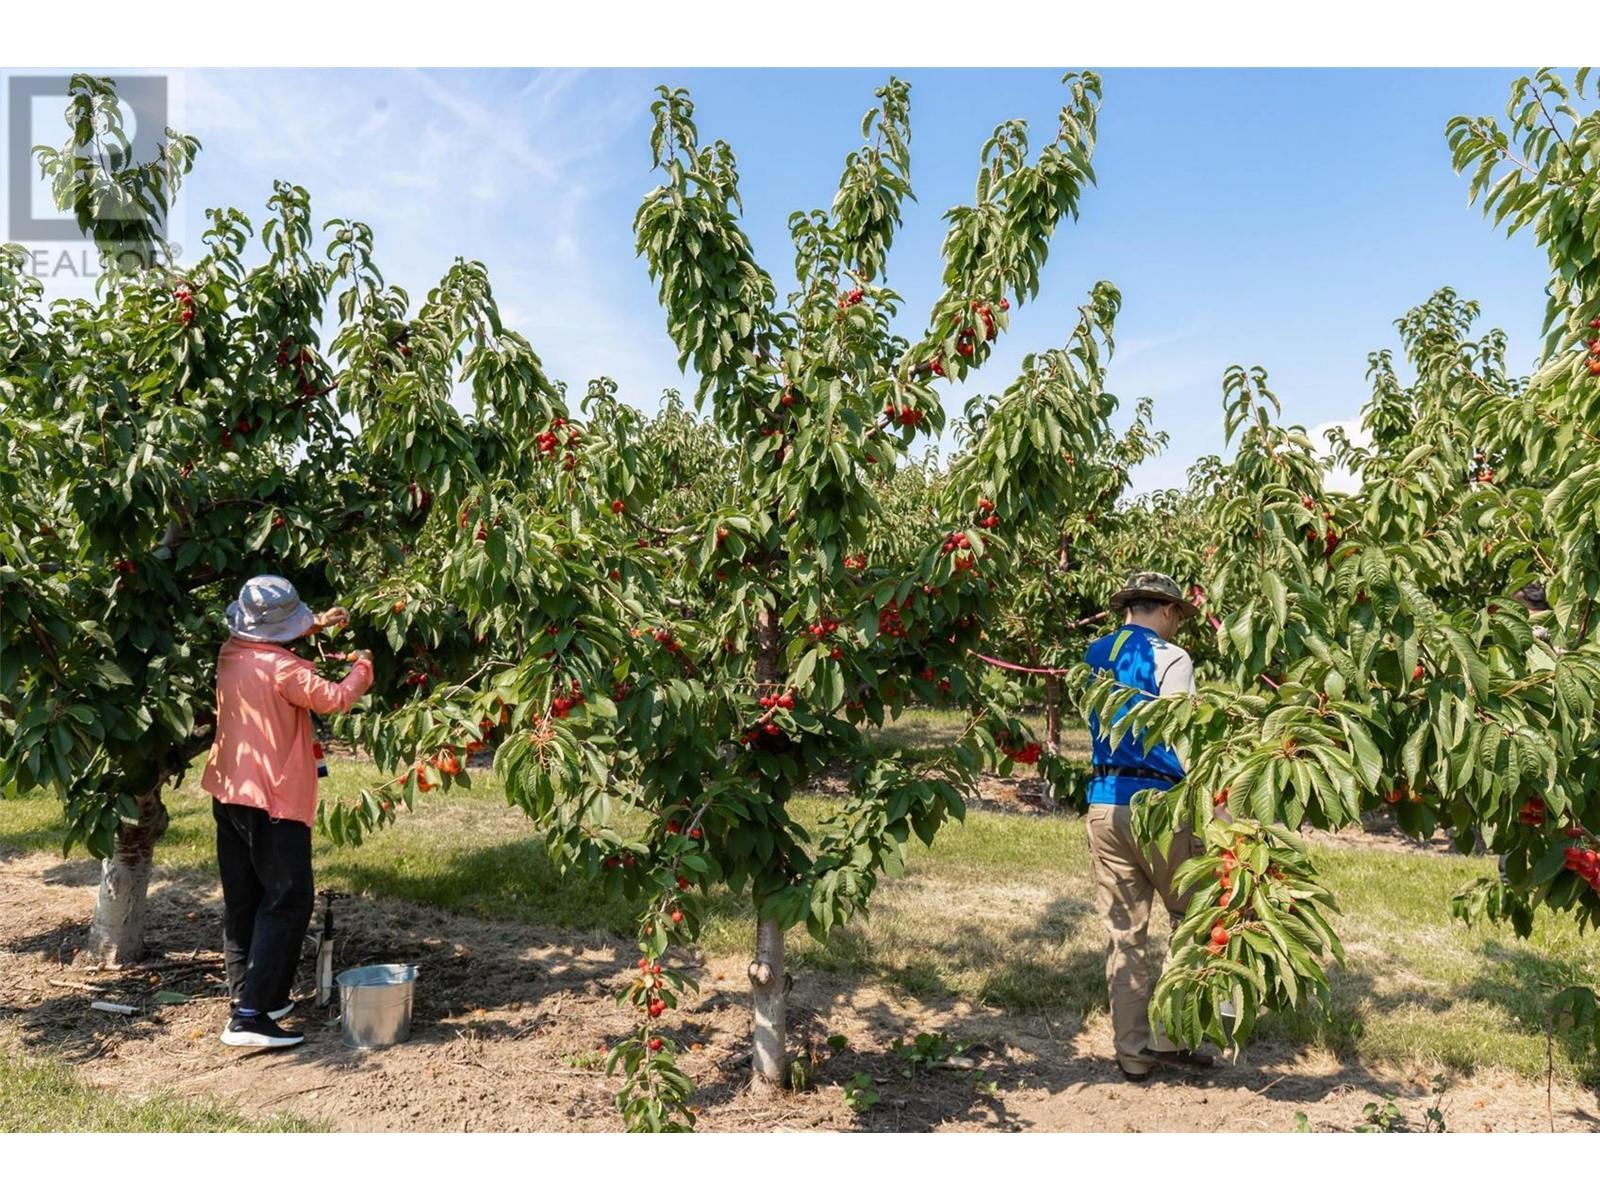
[1083,570,1215,1082]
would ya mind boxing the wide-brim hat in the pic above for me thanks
[1108,570,1199,621]
[226,574,316,643]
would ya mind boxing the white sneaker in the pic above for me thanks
[220,1014,304,1049]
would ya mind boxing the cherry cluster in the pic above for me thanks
[1206,920,1231,955]
[550,679,585,719]
[1300,496,1341,557]
[884,400,923,427]
[999,738,1042,765]
[877,599,908,639]
[640,626,681,654]
[274,340,322,404]
[739,691,795,748]
[636,958,669,1019]
[956,296,1012,361]
[1563,840,1600,890]
[940,530,978,573]
[536,417,581,470]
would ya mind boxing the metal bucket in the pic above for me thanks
[338,964,417,1049]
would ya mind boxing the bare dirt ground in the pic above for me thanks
[3,851,1595,1132]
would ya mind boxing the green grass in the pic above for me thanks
[4,710,1597,1086]
[0,1042,323,1132]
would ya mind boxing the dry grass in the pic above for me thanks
[3,712,1596,1086]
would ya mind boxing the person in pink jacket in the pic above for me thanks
[201,576,373,1048]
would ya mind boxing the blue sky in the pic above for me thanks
[40,68,1557,492]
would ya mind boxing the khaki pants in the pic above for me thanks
[1085,803,1203,1071]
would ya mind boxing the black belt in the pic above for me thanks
[1090,765,1184,785]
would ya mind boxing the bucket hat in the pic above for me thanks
[226,575,316,643]
[1108,570,1198,621]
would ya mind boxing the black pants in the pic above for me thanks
[213,799,314,1014]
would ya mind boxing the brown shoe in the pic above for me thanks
[1145,1047,1215,1070]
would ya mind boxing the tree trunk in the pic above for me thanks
[1042,676,1062,809]
[749,601,788,1087]
[1042,529,1073,808]
[749,915,787,1087]
[87,786,169,965]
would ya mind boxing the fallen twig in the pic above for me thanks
[47,977,108,993]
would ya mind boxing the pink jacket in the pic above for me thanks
[201,637,374,828]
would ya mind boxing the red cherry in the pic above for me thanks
[998,297,1010,312]
[611,499,625,514]
[648,1038,663,1052]
[1412,663,1425,682]
[670,910,684,925]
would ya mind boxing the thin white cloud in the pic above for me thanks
[154,69,675,410]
